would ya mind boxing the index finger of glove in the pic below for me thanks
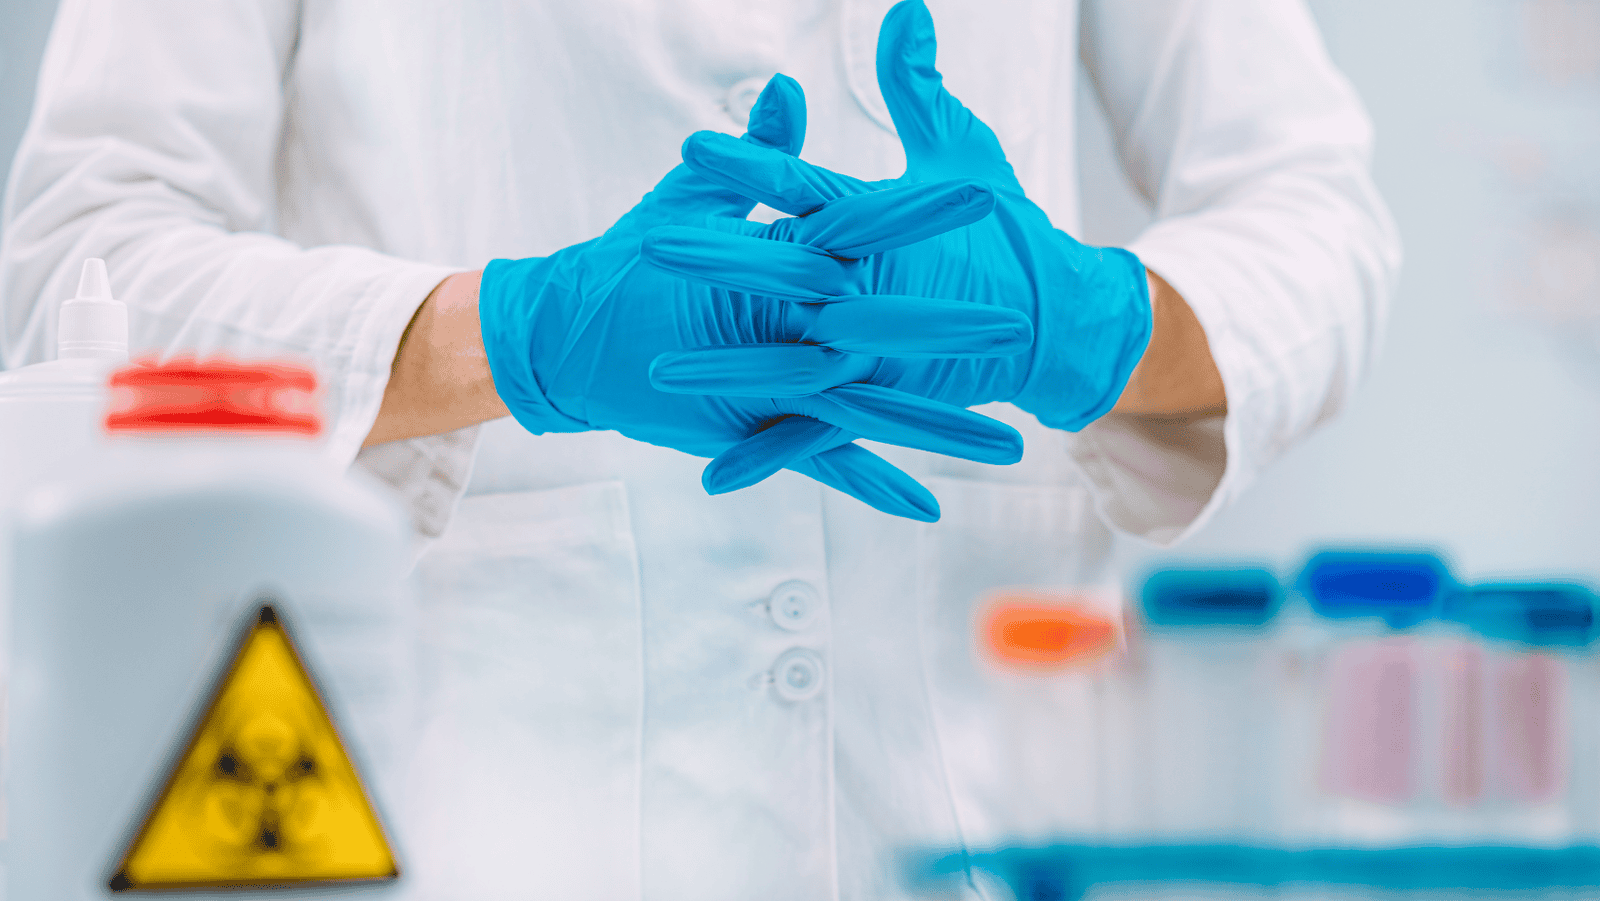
[776,179,994,259]
[649,302,1029,399]
[700,417,941,522]
[651,345,878,397]
[784,383,1024,466]
[683,130,874,215]
[790,443,941,522]
[642,227,859,301]
[701,415,853,495]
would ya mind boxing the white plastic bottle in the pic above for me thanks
[0,258,129,508]
[7,357,413,900]
[0,259,129,888]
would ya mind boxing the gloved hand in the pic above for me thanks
[478,74,1033,521]
[643,0,1154,496]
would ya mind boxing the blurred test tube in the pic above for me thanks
[977,590,1122,842]
[1133,568,1286,842]
[1291,551,1452,849]
[1443,583,1598,847]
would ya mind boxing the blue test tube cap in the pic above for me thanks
[1442,582,1597,648]
[1296,551,1451,629]
[1140,568,1282,627]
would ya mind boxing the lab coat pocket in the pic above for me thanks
[916,476,1118,847]
[402,481,643,900]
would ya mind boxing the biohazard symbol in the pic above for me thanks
[109,604,399,891]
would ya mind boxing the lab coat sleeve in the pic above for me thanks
[1065,0,1401,546]
[0,0,461,504]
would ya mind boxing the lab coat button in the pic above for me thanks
[772,648,825,703]
[768,580,820,631]
[725,76,771,126]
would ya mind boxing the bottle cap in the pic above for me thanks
[1443,583,1596,648]
[1297,551,1450,629]
[58,258,129,360]
[1140,568,1281,627]
[983,594,1119,668]
[105,357,321,436]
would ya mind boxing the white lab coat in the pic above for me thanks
[0,0,1398,897]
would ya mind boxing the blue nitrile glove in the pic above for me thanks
[478,74,1033,522]
[643,0,1153,495]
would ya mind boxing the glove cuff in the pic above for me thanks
[479,257,590,435]
[1014,243,1153,432]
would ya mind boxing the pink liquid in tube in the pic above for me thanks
[1438,642,1486,806]
[1495,652,1567,803]
[1322,640,1417,804]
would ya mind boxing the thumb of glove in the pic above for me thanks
[644,74,809,219]
[745,72,806,156]
[875,0,1020,190]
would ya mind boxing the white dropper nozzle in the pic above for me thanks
[57,258,129,360]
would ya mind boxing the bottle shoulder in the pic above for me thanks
[13,442,409,542]
[0,357,120,397]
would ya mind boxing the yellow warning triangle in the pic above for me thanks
[110,604,399,892]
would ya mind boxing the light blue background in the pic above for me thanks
[2,0,1597,588]
[0,0,56,195]
[1076,1,1600,589]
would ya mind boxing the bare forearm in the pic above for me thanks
[362,270,509,448]
[1112,269,1227,417]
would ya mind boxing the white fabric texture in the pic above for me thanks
[0,0,1398,897]
[1078,0,1401,543]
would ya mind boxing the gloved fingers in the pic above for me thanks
[701,217,780,238]
[700,416,851,494]
[649,295,1028,397]
[784,383,1024,465]
[701,415,942,524]
[652,345,877,397]
[645,75,809,222]
[779,178,994,259]
[683,130,873,215]
[787,445,941,522]
[743,74,806,155]
[683,132,992,256]
[801,296,1031,357]
[642,227,860,301]
[874,1,1023,191]
[645,175,997,291]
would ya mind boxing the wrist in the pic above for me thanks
[478,257,589,435]
[364,270,508,448]
[1014,244,1152,432]
[1112,268,1227,418]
